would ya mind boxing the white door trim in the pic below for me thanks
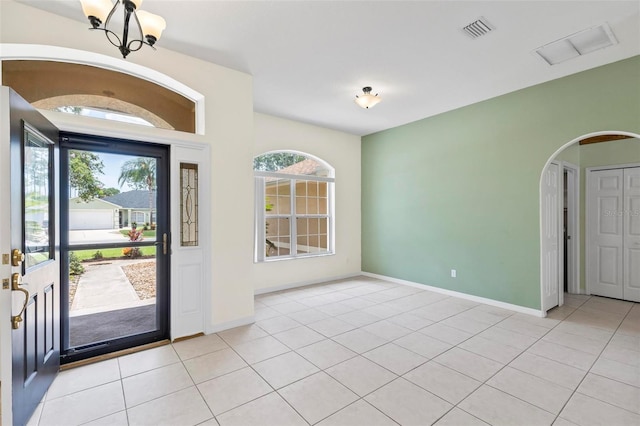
[54,117,211,340]
[541,160,562,312]
[539,130,640,315]
[562,161,580,295]
[0,88,15,426]
[585,162,640,296]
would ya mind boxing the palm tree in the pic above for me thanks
[118,158,156,227]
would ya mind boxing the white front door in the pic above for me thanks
[623,167,640,302]
[588,169,624,299]
[542,162,561,311]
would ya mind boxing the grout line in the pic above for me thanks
[45,285,637,426]
[549,296,635,424]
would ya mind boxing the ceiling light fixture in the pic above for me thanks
[355,87,381,109]
[80,0,166,59]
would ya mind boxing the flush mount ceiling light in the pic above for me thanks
[534,23,618,66]
[80,0,166,59]
[355,87,382,109]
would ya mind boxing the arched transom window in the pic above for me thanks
[254,151,335,261]
[2,60,196,132]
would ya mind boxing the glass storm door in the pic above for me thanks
[60,134,170,363]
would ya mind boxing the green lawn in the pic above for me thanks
[120,229,157,239]
[72,246,156,261]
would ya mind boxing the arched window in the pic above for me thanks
[254,151,335,261]
[2,60,196,132]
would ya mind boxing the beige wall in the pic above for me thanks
[253,112,362,292]
[0,0,364,327]
[0,0,255,329]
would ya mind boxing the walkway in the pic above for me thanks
[71,259,154,317]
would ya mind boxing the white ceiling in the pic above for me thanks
[16,1,640,136]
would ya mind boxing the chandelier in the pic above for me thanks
[80,0,166,59]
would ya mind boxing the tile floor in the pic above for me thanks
[28,276,640,426]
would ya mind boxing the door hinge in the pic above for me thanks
[2,253,9,264]
[2,278,8,290]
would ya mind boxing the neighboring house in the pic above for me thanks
[69,190,155,230]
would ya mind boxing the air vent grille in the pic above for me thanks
[534,23,618,66]
[463,18,493,39]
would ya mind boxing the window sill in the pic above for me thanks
[256,252,335,264]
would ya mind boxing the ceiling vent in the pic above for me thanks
[462,17,494,39]
[534,23,618,66]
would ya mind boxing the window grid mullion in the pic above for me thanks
[290,179,297,256]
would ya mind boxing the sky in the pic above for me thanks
[99,152,136,191]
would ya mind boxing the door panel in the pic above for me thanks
[623,167,640,302]
[9,89,60,426]
[588,169,624,299]
[542,162,560,311]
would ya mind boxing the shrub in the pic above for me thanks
[92,250,103,260]
[123,228,143,258]
[69,252,84,275]
[122,247,142,258]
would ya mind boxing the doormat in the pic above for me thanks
[69,304,156,347]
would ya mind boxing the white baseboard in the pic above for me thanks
[362,272,545,317]
[254,273,362,295]
[207,315,255,334]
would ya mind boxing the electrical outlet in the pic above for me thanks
[451,269,457,278]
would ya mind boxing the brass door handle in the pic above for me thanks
[11,249,24,266]
[11,273,29,330]
[154,233,168,255]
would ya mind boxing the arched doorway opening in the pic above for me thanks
[539,131,640,314]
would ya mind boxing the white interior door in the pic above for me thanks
[588,169,624,299]
[542,162,561,311]
[623,167,640,302]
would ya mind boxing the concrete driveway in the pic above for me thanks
[69,229,129,244]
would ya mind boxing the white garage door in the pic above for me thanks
[69,210,114,230]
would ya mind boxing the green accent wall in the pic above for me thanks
[362,56,640,310]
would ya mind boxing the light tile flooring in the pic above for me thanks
[29,277,640,426]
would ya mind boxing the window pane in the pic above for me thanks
[319,182,328,197]
[265,184,277,196]
[296,196,306,214]
[266,217,279,236]
[265,218,290,257]
[277,195,291,214]
[319,218,328,234]
[297,236,308,253]
[279,181,291,195]
[307,181,318,196]
[24,127,53,269]
[308,218,319,234]
[308,197,318,214]
[278,218,290,237]
[296,181,307,196]
[296,217,308,234]
[180,163,199,247]
[318,197,328,215]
